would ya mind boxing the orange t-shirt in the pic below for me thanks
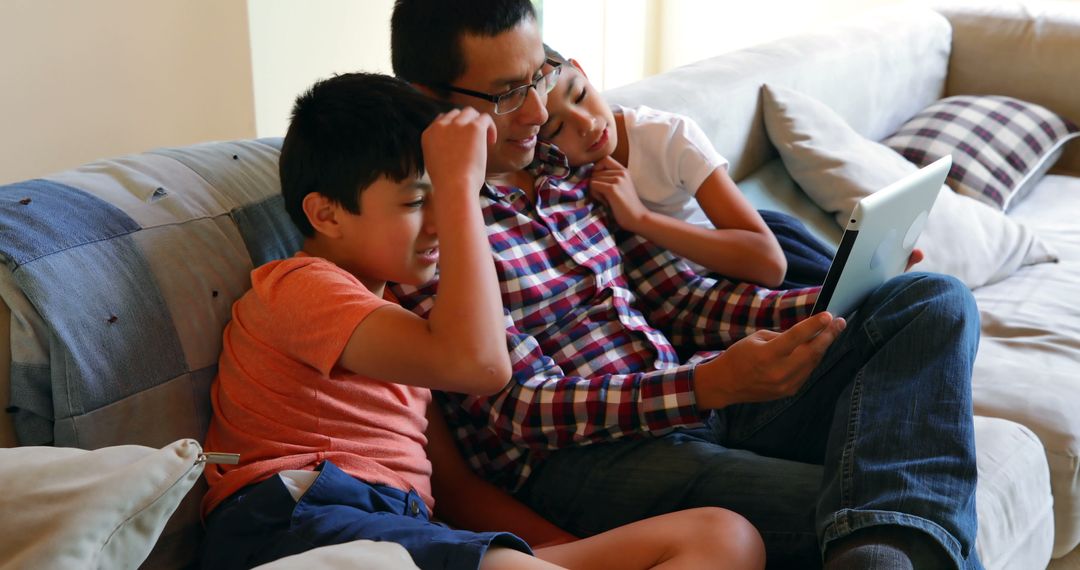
[201,254,433,518]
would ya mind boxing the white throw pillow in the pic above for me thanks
[0,439,204,570]
[761,84,1058,288]
[253,540,420,570]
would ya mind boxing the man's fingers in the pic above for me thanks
[784,317,845,373]
[771,312,838,355]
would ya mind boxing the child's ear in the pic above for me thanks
[568,58,588,78]
[302,192,344,239]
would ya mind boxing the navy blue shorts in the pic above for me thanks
[201,461,531,570]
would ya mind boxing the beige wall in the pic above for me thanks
[654,0,906,72]
[247,0,395,138]
[0,0,255,184]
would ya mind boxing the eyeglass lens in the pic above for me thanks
[495,65,561,115]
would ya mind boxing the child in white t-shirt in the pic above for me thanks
[540,47,788,287]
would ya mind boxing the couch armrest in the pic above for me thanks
[1,296,15,447]
[940,1,1080,173]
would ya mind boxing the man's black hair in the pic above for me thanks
[391,0,537,96]
[279,72,450,237]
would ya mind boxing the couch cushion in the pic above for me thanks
[0,138,294,448]
[0,294,12,446]
[882,95,1080,210]
[972,416,1054,569]
[971,173,1080,558]
[0,138,295,570]
[759,84,1057,289]
[0,439,204,569]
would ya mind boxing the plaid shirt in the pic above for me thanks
[391,142,819,490]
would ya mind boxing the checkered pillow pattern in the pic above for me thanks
[883,95,1080,210]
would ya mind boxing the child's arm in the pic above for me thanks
[338,108,511,395]
[591,156,787,287]
[425,402,579,547]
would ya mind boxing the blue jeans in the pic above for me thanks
[515,273,982,569]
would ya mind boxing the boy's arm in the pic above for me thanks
[591,157,787,287]
[425,402,578,547]
[338,109,511,395]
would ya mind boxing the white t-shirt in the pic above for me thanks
[617,104,729,232]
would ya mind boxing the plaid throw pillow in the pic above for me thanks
[883,95,1080,210]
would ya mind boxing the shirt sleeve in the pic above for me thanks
[615,229,820,349]
[665,112,729,196]
[627,106,729,198]
[250,259,393,376]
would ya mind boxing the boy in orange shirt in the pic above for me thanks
[200,73,765,570]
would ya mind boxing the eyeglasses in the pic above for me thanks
[443,59,562,115]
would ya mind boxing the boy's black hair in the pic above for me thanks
[279,72,450,237]
[391,0,537,97]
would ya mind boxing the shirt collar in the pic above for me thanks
[527,140,572,180]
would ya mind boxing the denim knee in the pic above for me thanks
[879,272,979,330]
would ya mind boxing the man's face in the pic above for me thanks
[447,18,549,178]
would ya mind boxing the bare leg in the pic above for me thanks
[533,507,765,570]
[480,547,566,569]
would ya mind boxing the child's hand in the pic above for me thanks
[590,156,650,232]
[422,108,497,199]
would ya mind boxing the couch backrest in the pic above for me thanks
[0,138,294,450]
[0,298,12,446]
[603,6,952,182]
[0,138,295,569]
[940,2,1080,173]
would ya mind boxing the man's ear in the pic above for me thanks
[568,58,588,78]
[302,192,344,239]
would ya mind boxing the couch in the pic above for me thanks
[1,3,1077,569]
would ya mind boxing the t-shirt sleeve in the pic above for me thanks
[664,113,729,196]
[249,259,393,377]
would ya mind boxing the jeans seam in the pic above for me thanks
[839,369,863,509]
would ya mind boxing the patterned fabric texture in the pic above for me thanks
[390,142,820,491]
[883,95,1080,210]
[0,138,297,449]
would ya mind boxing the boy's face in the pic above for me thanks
[539,62,618,167]
[337,174,438,288]
[446,18,549,178]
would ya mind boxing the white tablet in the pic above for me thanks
[811,155,952,318]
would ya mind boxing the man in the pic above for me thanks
[389,1,982,568]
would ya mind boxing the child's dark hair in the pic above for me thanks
[279,72,450,237]
[391,0,537,97]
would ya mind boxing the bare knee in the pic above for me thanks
[678,507,766,570]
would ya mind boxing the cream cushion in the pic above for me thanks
[972,416,1054,568]
[0,439,204,569]
[253,540,419,570]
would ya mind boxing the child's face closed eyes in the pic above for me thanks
[539,63,618,167]
[338,174,439,289]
